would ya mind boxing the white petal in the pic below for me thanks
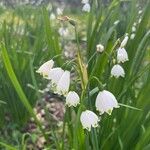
[36,60,54,78]
[138,10,142,14]
[56,71,70,96]
[66,91,80,107]
[132,26,136,32]
[120,36,128,48]
[117,47,129,63]
[58,27,69,37]
[48,67,64,85]
[95,90,119,115]
[111,64,125,78]
[56,8,63,15]
[130,33,135,40]
[80,110,99,131]
[50,13,56,20]
[82,3,91,12]
[114,20,120,25]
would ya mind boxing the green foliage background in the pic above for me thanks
[0,0,150,149]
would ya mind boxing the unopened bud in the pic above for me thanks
[96,44,104,53]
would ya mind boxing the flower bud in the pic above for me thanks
[120,36,128,48]
[96,44,104,53]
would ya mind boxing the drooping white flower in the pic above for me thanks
[117,47,129,63]
[120,36,129,48]
[56,71,70,96]
[111,64,125,78]
[133,22,137,26]
[138,18,142,23]
[138,10,142,14]
[132,26,136,32]
[95,90,119,115]
[80,110,100,131]
[66,91,80,107]
[81,0,89,4]
[48,67,64,88]
[82,3,91,12]
[96,44,104,53]
[50,13,56,20]
[58,27,69,37]
[114,20,120,25]
[130,33,135,39]
[56,8,63,15]
[36,60,54,78]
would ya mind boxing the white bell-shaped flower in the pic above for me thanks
[56,71,70,96]
[36,60,54,78]
[80,110,100,131]
[133,22,137,26]
[66,91,80,107]
[132,26,136,32]
[50,13,56,20]
[114,20,120,25]
[96,44,104,53]
[58,27,69,37]
[48,67,64,90]
[81,0,89,4]
[117,47,129,63]
[138,18,142,23]
[56,8,63,15]
[111,64,125,78]
[138,10,142,14]
[130,33,135,39]
[82,3,91,12]
[95,90,119,115]
[120,36,128,48]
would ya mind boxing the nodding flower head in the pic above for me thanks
[82,3,91,12]
[36,60,54,78]
[111,64,125,78]
[56,71,70,96]
[48,67,64,90]
[120,36,128,48]
[66,91,80,107]
[117,47,129,63]
[80,110,100,131]
[95,90,119,115]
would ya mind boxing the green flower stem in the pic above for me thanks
[73,89,86,149]
[91,128,99,150]
[74,25,88,90]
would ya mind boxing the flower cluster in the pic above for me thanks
[81,0,91,12]
[37,59,80,105]
[111,35,129,78]
[80,90,119,131]
[37,59,120,131]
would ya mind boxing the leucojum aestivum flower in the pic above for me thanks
[36,14,130,149]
